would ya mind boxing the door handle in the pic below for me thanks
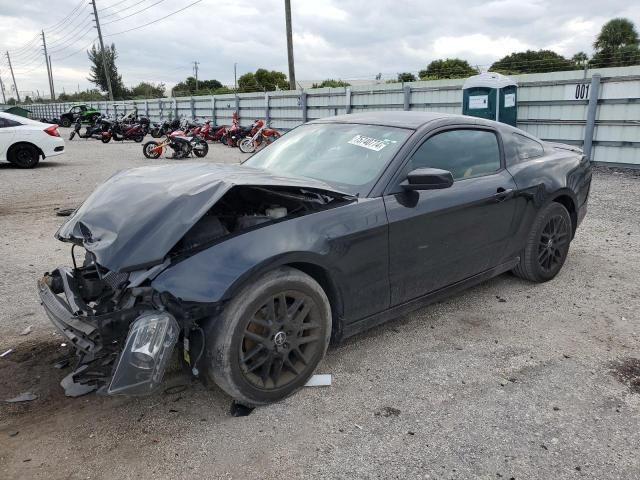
[494,188,514,202]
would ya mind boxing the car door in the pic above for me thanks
[384,126,518,306]
[0,117,17,160]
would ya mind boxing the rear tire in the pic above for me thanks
[151,129,162,138]
[512,202,572,282]
[134,133,144,143]
[7,143,40,168]
[193,141,209,158]
[101,135,111,144]
[61,118,71,128]
[205,267,331,406]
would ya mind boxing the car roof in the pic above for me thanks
[309,111,470,129]
[0,111,44,125]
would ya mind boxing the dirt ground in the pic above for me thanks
[0,130,639,479]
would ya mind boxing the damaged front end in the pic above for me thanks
[37,255,207,396]
[38,163,354,397]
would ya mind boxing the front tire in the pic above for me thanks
[206,267,331,406]
[512,202,572,282]
[143,141,162,159]
[61,117,71,128]
[239,138,255,153]
[7,143,40,168]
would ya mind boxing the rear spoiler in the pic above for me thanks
[544,142,583,155]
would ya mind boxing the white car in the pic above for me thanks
[0,111,65,168]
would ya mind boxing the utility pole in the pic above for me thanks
[5,52,20,103]
[284,0,296,90]
[234,62,237,91]
[90,0,114,101]
[41,31,55,101]
[193,61,199,91]
[49,55,55,100]
[0,73,6,104]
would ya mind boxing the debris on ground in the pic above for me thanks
[61,368,98,397]
[230,401,255,417]
[0,349,12,358]
[19,325,32,336]
[611,357,640,394]
[5,392,38,403]
[55,207,76,217]
[305,374,332,387]
[375,406,401,417]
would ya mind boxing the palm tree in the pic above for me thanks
[594,18,639,52]
[572,52,589,67]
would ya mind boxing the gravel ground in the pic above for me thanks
[0,130,639,480]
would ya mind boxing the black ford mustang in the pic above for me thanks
[38,112,592,405]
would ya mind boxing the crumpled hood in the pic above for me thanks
[56,162,349,272]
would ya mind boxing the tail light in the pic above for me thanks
[44,125,60,137]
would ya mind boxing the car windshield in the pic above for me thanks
[243,123,412,196]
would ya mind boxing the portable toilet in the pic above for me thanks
[462,72,517,127]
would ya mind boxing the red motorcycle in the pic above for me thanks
[220,112,252,147]
[238,120,282,153]
[101,120,145,143]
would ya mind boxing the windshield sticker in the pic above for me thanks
[348,135,389,152]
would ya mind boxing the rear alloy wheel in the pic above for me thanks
[513,202,572,282]
[8,143,40,168]
[206,267,331,406]
[193,141,209,158]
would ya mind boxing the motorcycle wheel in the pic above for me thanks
[69,131,76,140]
[134,134,144,143]
[193,141,209,158]
[239,138,256,153]
[143,141,162,159]
[151,129,162,138]
[101,135,111,144]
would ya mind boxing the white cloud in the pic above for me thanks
[433,34,532,62]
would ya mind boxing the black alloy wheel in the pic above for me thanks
[206,267,331,406]
[537,214,570,273]
[7,143,40,168]
[512,202,572,282]
[240,291,323,390]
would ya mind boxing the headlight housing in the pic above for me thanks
[107,311,179,395]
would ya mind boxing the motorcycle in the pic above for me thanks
[238,120,281,153]
[150,119,181,138]
[102,120,146,143]
[69,116,111,140]
[142,132,209,159]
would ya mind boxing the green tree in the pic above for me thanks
[572,52,589,67]
[397,72,417,82]
[591,18,640,68]
[130,82,166,99]
[7,97,16,105]
[311,79,351,88]
[173,77,224,96]
[238,69,288,92]
[87,43,127,99]
[58,89,106,102]
[489,50,576,74]
[419,59,478,79]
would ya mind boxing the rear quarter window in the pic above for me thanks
[511,133,544,164]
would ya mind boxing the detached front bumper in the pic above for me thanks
[38,268,179,396]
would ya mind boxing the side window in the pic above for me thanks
[512,133,544,163]
[0,118,21,128]
[406,129,501,180]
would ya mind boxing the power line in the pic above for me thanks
[101,0,150,19]
[51,38,98,61]
[47,25,96,54]
[44,0,86,32]
[102,0,168,25]
[104,0,203,36]
[100,0,130,12]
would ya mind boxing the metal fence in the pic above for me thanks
[24,65,640,166]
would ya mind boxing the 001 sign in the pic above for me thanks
[565,83,590,100]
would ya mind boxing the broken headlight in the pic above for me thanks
[107,311,179,395]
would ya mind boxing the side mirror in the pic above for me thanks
[402,168,454,190]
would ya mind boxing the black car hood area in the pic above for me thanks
[56,162,351,272]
